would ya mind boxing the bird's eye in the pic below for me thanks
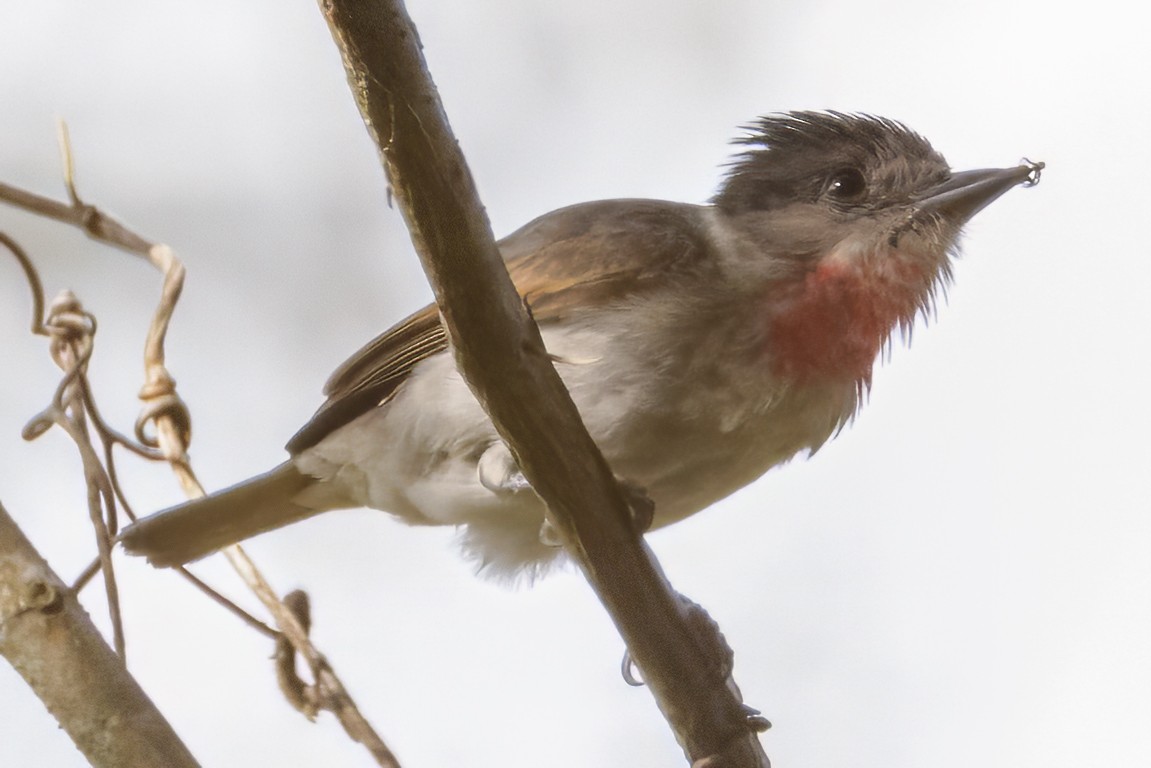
[824,167,868,201]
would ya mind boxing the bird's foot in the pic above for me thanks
[617,476,655,533]
[477,442,532,493]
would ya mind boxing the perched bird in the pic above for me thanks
[121,111,1041,580]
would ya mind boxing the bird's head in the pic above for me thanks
[711,111,1042,386]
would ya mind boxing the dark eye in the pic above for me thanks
[824,167,868,201]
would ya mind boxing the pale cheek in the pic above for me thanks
[826,238,934,286]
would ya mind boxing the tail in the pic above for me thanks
[121,462,326,567]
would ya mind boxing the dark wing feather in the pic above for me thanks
[286,199,710,454]
[285,307,446,453]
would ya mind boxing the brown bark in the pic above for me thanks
[316,2,770,764]
[0,503,200,768]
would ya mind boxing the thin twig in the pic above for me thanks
[0,232,47,334]
[2,132,399,764]
[25,291,127,657]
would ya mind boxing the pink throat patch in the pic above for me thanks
[763,250,933,386]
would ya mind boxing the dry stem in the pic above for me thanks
[1,125,399,767]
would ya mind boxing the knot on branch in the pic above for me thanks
[21,577,65,616]
[21,289,99,441]
[72,201,103,237]
[0,563,65,624]
[274,589,320,719]
[44,290,95,372]
[135,371,192,460]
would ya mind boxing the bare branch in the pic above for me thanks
[0,123,155,258]
[0,502,200,768]
[218,544,402,767]
[0,232,48,335]
[2,148,400,764]
[20,289,129,656]
[317,2,769,764]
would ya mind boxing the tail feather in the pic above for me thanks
[121,462,324,567]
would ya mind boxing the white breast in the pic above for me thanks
[294,297,859,579]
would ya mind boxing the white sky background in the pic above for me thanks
[1,1,1148,766]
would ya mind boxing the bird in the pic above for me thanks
[121,111,1042,581]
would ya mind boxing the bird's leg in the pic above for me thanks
[679,593,736,682]
[476,442,564,547]
[677,594,771,732]
[477,441,654,544]
[620,593,771,732]
[539,476,653,546]
[536,474,649,545]
[618,477,655,533]
[476,441,532,493]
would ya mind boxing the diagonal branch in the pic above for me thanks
[316,2,769,765]
[0,502,200,768]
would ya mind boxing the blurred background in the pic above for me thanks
[1,1,1147,766]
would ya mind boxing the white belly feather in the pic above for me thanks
[294,313,858,579]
